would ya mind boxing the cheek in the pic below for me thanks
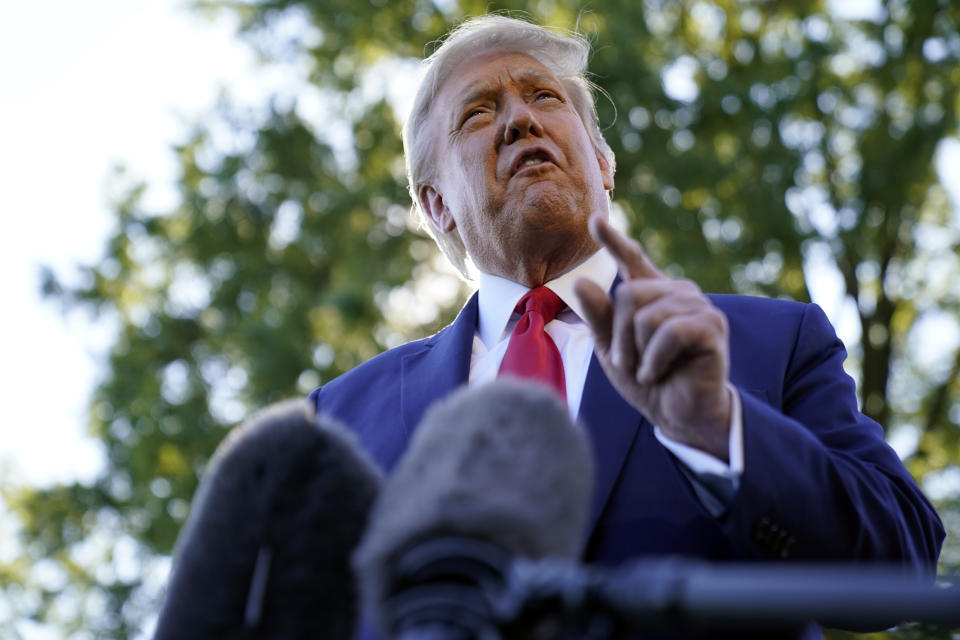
[461,160,495,207]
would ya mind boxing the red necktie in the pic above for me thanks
[498,287,567,399]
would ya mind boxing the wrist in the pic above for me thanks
[679,385,733,462]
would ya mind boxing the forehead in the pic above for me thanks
[433,50,561,110]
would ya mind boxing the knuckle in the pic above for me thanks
[619,283,652,311]
[632,310,646,332]
[705,306,729,332]
[659,315,684,340]
[613,281,640,305]
[632,310,653,342]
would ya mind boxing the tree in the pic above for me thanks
[3,1,958,637]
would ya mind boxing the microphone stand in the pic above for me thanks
[378,538,960,639]
[498,556,960,636]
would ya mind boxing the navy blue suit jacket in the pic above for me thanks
[309,292,944,636]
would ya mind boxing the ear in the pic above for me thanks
[418,185,456,232]
[595,147,614,191]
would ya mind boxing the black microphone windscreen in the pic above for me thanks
[355,379,594,626]
[154,399,382,640]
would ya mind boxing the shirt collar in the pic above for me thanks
[476,248,618,349]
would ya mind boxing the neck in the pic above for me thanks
[483,236,599,287]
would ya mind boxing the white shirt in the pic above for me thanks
[468,248,744,484]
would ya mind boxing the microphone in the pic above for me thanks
[153,399,382,640]
[500,555,960,636]
[355,379,595,640]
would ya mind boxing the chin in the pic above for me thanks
[517,192,590,232]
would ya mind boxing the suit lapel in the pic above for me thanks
[576,274,646,543]
[399,292,479,438]
[577,353,646,545]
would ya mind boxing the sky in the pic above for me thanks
[0,0,258,487]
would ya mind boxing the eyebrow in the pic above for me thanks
[455,83,498,116]
[453,68,562,117]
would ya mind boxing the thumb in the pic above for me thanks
[573,277,613,356]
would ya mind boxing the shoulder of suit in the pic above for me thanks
[310,292,478,406]
[707,294,839,355]
[310,325,450,396]
[706,293,808,314]
[707,293,823,328]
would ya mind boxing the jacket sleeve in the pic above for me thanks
[721,302,944,574]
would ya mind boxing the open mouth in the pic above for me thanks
[512,149,555,175]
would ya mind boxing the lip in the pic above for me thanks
[509,146,558,177]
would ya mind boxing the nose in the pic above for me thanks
[503,98,542,144]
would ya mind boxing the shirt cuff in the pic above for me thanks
[653,382,744,487]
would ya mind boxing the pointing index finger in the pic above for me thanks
[589,214,662,280]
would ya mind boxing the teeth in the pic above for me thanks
[520,158,543,167]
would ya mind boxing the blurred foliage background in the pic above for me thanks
[3,0,960,638]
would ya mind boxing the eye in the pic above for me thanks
[461,106,490,126]
[535,90,561,102]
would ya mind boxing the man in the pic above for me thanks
[309,14,944,637]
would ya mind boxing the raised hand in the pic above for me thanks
[574,215,733,461]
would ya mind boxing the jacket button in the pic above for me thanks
[779,535,797,558]
[752,517,772,547]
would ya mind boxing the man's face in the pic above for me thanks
[419,50,614,281]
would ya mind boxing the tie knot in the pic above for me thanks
[516,287,566,323]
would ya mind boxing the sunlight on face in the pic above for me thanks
[422,51,612,282]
